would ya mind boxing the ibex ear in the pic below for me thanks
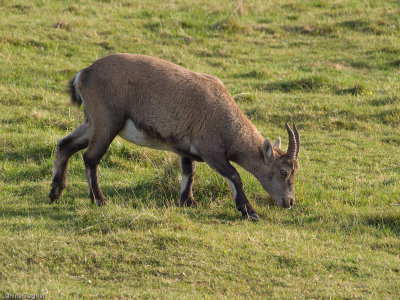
[263,139,274,161]
[273,137,281,149]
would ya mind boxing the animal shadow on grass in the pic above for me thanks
[100,159,181,209]
[1,143,53,184]
[6,157,268,227]
[363,212,400,236]
[1,144,52,164]
[1,204,78,232]
[260,76,327,93]
[100,159,269,222]
[369,96,399,106]
[389,59,400,67]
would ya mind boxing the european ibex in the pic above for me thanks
[49,54,301,220]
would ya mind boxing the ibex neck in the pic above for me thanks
[231,128,265,176]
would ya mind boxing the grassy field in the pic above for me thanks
[1,0,400,298]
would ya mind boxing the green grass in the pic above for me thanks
[1,0,400,298]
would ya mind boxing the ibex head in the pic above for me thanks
[256,123,300,209]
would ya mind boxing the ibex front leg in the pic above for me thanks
[203,153,259,220]
[179,156,197,207]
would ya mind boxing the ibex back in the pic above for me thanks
[49,54,301,220]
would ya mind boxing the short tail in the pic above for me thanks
[68,72,82,106]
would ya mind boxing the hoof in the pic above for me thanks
[241,210,260,221]
[180,197,198,207]
[49,187,62,204]
[95,197,108,206]
[247,212,260,221]
[49,192,57,204]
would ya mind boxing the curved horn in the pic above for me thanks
[293,123,300,158]
[285,123,296,160]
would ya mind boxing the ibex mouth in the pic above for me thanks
[282,198,294,209]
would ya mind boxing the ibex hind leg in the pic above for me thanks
[49,123,92,203]
[83,122,123,206]
[179,156,197,207]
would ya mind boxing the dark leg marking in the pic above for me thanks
[49,124,90,203]
[179,156,197,207]
[83,154,107,206]
[202,153,259,220]
[83,123,122,206]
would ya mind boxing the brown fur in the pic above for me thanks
[77,54,262,155]
[49,54,300,219]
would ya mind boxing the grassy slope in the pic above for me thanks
[1,0,399,298]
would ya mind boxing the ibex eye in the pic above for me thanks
[280,170,288,177]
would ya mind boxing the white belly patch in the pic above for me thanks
[118,119,171,151]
